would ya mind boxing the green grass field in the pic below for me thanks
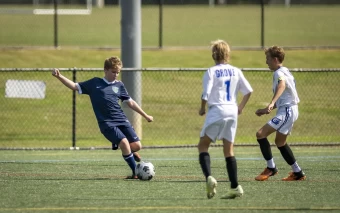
[0,5,340,47]
[1,147,340,213]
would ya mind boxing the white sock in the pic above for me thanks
[267,158,276,169]
[291,162,301,173]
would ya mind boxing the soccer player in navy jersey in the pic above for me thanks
[52,56,153,179]
[198,40,253,199]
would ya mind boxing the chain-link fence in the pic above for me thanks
[0,68,339,149]
[0,1,339,48]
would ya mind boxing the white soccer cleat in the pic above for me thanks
[221,185,244,199]
[206,176,217,199]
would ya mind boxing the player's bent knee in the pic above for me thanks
[256,131,263,139]
[130,141,142,152]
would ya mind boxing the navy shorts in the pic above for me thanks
[102,125,140,150]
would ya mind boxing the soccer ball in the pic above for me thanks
[136,162,155,181]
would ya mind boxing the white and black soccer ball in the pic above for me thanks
[136,162,155,181]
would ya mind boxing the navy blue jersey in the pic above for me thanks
[76,77,131,132]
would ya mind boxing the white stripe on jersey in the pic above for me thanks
[75,83,82,94]
[273,67,300,108]
[201,64,253,107]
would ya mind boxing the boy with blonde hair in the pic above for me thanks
[198,40,253,199]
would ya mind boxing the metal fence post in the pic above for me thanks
[54,0,58,48]
[121,0,142,139]
[159,0,163,49]
[72,68,77,147]
[260,0,265,48]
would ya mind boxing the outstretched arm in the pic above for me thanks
[52,68,78,91]
[125,99,153,122]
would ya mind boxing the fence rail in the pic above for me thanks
[2,68,340,72]
[0,68,339,149]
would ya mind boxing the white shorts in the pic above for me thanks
[268,105,298,135]
[200,105,238,143]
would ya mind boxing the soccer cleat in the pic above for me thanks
[221,185,244,199]
[255,167,278,181]
[282,171,306,181]
[206,176,217,199]
[133,152,141,162]
[125,175,139,180]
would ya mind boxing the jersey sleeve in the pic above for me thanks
[78,78,95,95]
[119,82,131,101]
[201,69,213,101]
[238,70,253,95]
[275,70,286,83]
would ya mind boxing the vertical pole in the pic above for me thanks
[96,0,104,8]
[53,0,58,48]
[72,68,77,147]
[159,0,163,49]
[87,0,93,10]
[121,0,142,138]
[33,0,38,7]
[260,0,264,48]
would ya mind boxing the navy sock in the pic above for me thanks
[199,152,211,180]
[278,143,296,165]
[226,156,238,189]
[123,153,136,175]
[257,138,273,161]
[112,143,118,150]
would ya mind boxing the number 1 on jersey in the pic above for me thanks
[225,80,231,101]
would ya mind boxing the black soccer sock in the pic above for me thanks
[123,153,136,175]
[278,143,296,165]
[199,152,211,180]
[257,138,273,161]
[226,156,238,189]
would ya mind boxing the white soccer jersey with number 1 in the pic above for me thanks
[273,66,300,108]
[201,64,253,106]
[200,64,253,142]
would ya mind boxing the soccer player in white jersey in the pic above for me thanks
[198,40,253,199]
[255,46,306,181]
[52,56,153,179]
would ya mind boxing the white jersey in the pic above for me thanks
[201,64,253,107]
[273,66,300,108]
[200,64,253,143]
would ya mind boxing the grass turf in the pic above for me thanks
[0,146,340,213]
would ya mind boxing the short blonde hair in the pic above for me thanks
[264,46,285,63]
[104,56,123,70]
[211,39,230,62]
